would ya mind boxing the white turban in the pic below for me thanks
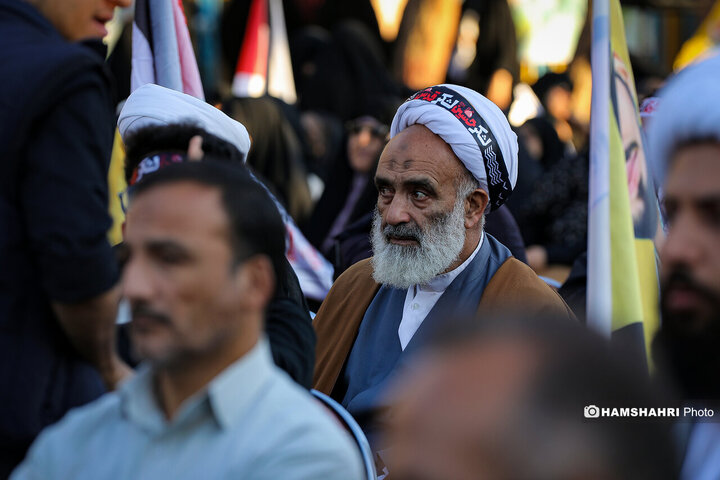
[390,84,518,211]
[118,83,251,162]
[647,51,720,187]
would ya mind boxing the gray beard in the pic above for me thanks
[371,197,467,289]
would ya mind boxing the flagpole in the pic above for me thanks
[587,0,613,337]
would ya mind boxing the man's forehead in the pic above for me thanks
[125,182,228,238]
[666,142,720,195]
[394,341,538,449]
[378,125,461,178]
[389,124,447,150]
[130,181,221,209]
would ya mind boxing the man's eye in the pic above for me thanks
[149,246,191,265]
[411,190,428,200]
[662,201,677,226]
[158,252,187,264]
[378,186,393,197]
[700,204,720,228]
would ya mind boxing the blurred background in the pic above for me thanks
[106,0,719,105]
[104,0,720,287]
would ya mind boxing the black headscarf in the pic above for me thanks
[302,141,379,254]
[522,116,566,169]
[291,21,405,120]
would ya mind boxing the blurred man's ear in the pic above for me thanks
[235,255,275,310]
[465,189,489,229]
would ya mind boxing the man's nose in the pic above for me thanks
[383,194,412,226]
[121,256,155,303]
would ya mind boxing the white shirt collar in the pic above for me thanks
[399,232,485,350]
[415,231,484,294]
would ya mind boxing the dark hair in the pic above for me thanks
[129,161,286,292]
[123,123,245,183]
[532,72,573,105]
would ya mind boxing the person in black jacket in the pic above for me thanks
[0,0,131,474]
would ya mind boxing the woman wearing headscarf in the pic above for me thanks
[303,115,389,257]
[513,116,588,272]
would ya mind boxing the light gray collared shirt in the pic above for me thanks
[12,339,364,480]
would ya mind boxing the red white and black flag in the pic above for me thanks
[131,0,204,99]
[232,0,296,104]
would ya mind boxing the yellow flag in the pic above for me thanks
[588,0,661,370]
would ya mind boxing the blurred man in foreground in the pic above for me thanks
[119,83,316,387]
[648,53,720,480]
[12,162,363,479]
[384,317,677,480]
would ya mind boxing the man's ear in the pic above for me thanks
[465,189,489,229]
[234,255,275,310]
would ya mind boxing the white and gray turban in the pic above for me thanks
[390,84,519,211]
[647,51,720,187]
[118,83,251,162]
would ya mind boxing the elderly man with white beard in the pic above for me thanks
[311,84,574,457]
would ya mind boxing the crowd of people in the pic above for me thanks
[2,0,720,479]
